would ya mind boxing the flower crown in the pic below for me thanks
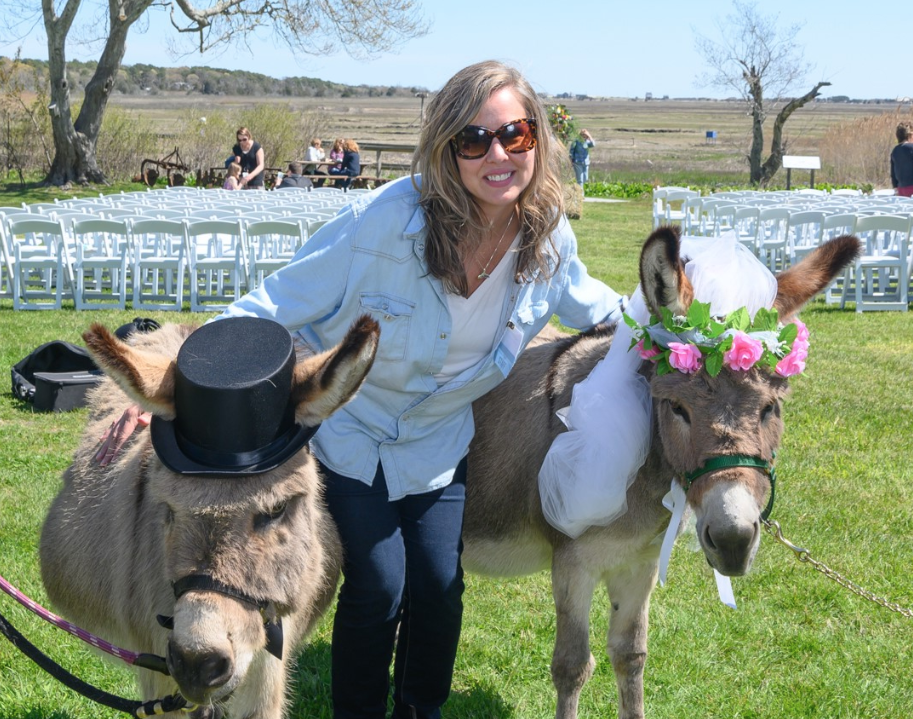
[623,301,810,378]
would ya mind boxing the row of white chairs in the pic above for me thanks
[652,186,912,230]
[0,214,332,312]
[664,211,909,315]
[1,186,364,311]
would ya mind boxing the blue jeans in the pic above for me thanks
[573,161,589,186]
[321,459,467,719]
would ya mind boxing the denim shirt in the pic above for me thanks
[219,176,623,499]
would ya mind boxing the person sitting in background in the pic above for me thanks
[304,138,327,187]
[231,127,266,190]
[329,138,345,171]
[223,162,242,190]
[890,122,913,197]
[275,161,314,190]
[328,138,361,190]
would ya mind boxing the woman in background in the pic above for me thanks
[304,137,327,187]
[231,126,265,190]
[328,139,361,190]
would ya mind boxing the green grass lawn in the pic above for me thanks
[1,199,912,718]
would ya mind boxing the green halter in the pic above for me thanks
[680,453,777,521]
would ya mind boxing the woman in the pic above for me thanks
[223,161,242,190]
[96,60,625,719]
[304,137,327,187]
[231,126,265,190]
[328,138,361,190]
[890,122,913,197]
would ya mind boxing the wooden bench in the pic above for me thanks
[297,175,391,190]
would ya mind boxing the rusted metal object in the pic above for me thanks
[140,147,191,187]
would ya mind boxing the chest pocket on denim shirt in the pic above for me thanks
[515,281,552,325]
[359,292,415,360]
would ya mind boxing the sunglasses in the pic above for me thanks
[451,118,537,160]
[237,135,251,141]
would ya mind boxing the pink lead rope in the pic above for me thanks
[0,572,141,665]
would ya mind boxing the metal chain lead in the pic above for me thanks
[762,519,913,619]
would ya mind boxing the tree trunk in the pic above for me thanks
[43,0,147,186]
[745,71,765,185]
[756,81,832,187]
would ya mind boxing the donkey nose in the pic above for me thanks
[167,640,234,700]
[703,519,759,575]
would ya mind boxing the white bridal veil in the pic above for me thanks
[538,237,778,538]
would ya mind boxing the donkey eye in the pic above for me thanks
[254,501,288,531]
[761,401,780,422]
[669,401,691,424]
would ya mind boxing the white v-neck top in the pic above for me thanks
[434,233,521,385]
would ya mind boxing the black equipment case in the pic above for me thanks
[11,341,103,412]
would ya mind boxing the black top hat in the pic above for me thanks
[150,317,318,476]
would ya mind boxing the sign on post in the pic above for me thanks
[782,155,821,190]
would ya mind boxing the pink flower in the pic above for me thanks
[636,338,661,360]
[789,319,810,360]
[667,342,702,374]
[775,349,806,377]
[793,318,810,342]
[723,331,764,371]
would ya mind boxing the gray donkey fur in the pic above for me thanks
[463,228,861,719]
[40,316,379,719]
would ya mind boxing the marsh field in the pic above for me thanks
[111,92,903,183]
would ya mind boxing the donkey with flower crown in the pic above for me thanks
[462,227,860,719]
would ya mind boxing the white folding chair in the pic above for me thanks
[679,196,704,234]
[731,206,761,254]
[0,223,14,298]
[71,219,131,310]
[185,219,248,312]
[8,217,72,310]
[787,211,826,266]
[840,214,911,312]
[697,199,738,236]
[246,220,304,290]
[131,219,188,311]
[820,213,858,304]
[756,207,791,272]
[663,189,701,226]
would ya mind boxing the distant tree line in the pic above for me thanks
[3,57,428,99]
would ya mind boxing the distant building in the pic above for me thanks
[645,92,653,101]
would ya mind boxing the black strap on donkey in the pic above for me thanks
[0,610,193,717]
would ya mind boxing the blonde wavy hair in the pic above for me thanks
[411,60,566,295]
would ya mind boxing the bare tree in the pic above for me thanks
[3,0,428,187]
[694,0,830,186]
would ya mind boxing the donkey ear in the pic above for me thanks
[82,323,179,419]
[291,315,380,427]
[639,225,694,317]
[773,235,861,319]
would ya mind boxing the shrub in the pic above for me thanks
[93,104,158,181]
[0,56,53,182]
[818,108,913,188]
[172,103,325,181]
[585,181,653,199]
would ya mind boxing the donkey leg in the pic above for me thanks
[550,552,598,719]
[604,561,658,719]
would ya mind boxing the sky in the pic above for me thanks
[2,0,907,101]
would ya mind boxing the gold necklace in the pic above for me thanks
[476,212,515,281]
